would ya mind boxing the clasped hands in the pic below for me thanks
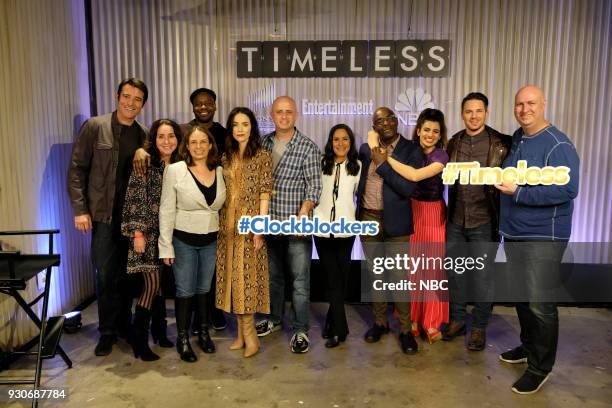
[368,130,388,165]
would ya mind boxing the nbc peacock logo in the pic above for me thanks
[394,87,435,126]
[247,82,277,133]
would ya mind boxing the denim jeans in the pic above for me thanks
[446,222,496,329]
[172,236,216,298]
[266,235,312,333]
[91,221,132,336]
[505,239,567,376]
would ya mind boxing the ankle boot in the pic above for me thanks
[242,314,260,358]
[132,306,160,361]
[151,296,173,348]
[230,315,244,350]
[175,297,197,362]
[196,294,215,353]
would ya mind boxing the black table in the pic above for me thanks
[0,230,72,408]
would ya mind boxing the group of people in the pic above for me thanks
[68,78,579,395]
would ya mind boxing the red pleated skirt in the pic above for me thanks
[409,198,449,331]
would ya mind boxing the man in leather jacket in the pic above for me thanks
[68,78,149,356]
[442,92,511,351]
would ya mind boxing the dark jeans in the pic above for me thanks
[314,235,356,338]
[505,239,567,376]
[91,221,132,336]
[267,235,312,333]
[446,222,496,329]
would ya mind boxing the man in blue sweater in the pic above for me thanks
[496,85,579,394]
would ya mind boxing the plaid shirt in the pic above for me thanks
[261,128,322,220]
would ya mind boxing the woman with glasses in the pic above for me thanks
[313,124,361,348]
[368,108,449,343]
[159,125,226,362]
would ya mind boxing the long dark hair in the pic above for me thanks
[180,125,218,170]
[148,119,183,167]
[225,107,262,164]
[411,108,448,149]
[322,124,360,176]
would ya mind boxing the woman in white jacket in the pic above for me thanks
[159,125,226,362]
[313,124,361,348]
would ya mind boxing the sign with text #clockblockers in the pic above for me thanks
[237,40,450,78]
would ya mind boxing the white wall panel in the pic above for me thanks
[0,0,93,348]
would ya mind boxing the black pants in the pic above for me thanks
[314,235,355,338]
[446,222,496,329]
[505,239,567,376]
[91,221,132,336]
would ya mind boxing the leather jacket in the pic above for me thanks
[67,112,147,223]
[446,125,511,236]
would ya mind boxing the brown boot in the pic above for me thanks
[242,314,260,358]
[230,315,245,350]
[442,321,466,341]
[467,328,486,351]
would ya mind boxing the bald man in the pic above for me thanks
[256,96,322,354]
[496,85,579,394]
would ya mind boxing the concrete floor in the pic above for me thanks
[2,303,611,408]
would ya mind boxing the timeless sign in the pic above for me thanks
[236,40,450,78]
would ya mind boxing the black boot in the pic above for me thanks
[131,306,160,361]
[212,307,227,331]
[209,277,226,330]
[190,302,200,336]
[175,297,197,362]
[196,294,215,353]
[117,275,135,342]
[151,296,173,348]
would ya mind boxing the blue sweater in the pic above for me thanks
[499,125,579,241]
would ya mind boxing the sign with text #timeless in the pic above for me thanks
[236,40,450,78]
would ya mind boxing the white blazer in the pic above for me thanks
[313,160,361,238]
[158,161,226,258]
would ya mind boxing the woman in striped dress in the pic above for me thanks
[368,108,449,343]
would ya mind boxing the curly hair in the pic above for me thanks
[411,108,448,149]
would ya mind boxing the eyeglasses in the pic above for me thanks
[374,115,397,126]
[189,140,210,145]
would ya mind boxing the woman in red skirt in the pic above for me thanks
[368,108,449,343]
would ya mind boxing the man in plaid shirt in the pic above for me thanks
[256,96,322,353]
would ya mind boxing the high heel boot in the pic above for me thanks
[196,293,215,353]
[242,314,260,358]
[230,315,244,350]
[131,306,160,361]
[175,297,197,362]
[151,296,173,348]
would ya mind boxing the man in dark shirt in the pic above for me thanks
[443,92,510,350]
[68,78,149,356]
[180,87,226,157]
